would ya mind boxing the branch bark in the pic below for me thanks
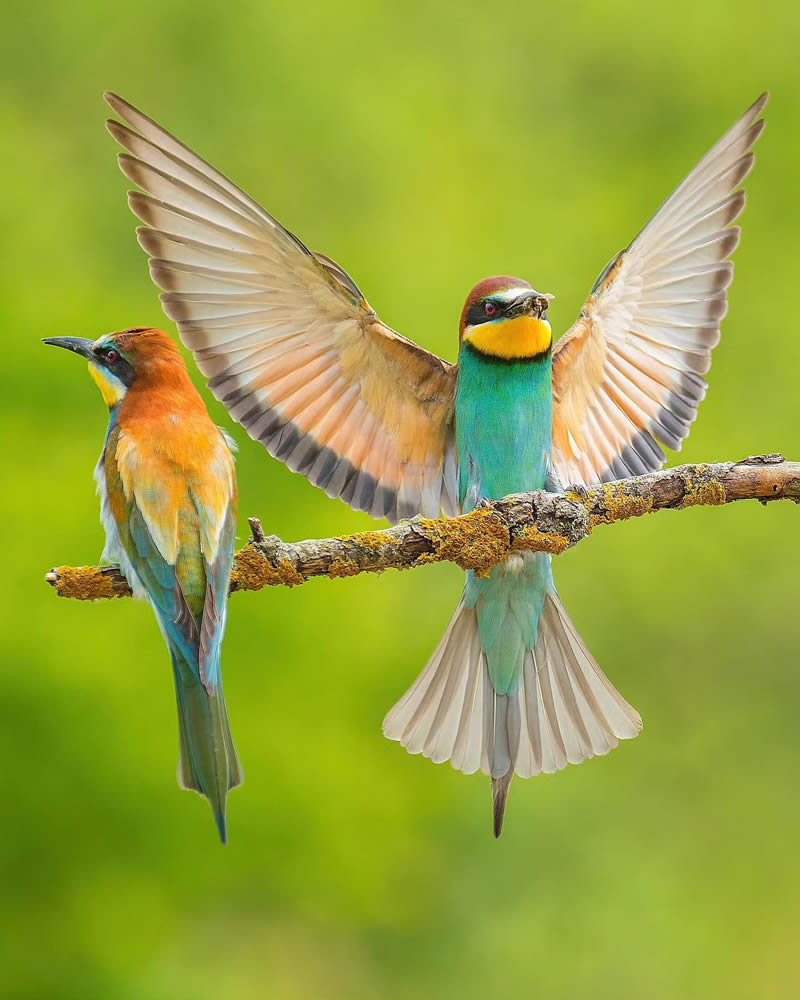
[45,455,800,601]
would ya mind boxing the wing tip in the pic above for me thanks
[749,90,770,119]
[741,93,768,153]
[149,259,179,292]
[749,117,767,145]
[136,226,158,255]
[116,151,138,179]
[127,188,151,220]
[722,224,742,259]
[103,90,129,116]
[106,117,135,145]
[727,188,746,224]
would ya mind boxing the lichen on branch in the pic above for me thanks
[45,455,800,602]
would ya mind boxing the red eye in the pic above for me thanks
[106,349,118,363]
[484,301,497,317]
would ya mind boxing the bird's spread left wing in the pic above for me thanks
[551,93,767,488]
[105,93,458,524]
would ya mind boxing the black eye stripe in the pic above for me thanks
[93,345,137,388]
[466,301,499,327]
[465,293,548,329]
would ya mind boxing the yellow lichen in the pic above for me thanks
[586,482,654,531]
[327,558,363,579]
[510,524,570,555]
[418,508,509,577]
[230,547,305,590]
[678,468,726,508]
[339,530,394,550]
[49,565,131,601]
[323,531,394,578]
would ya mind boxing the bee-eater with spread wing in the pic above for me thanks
[44,327,241,841]
[105,91,766,835]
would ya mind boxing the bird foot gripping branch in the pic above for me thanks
[46,457,800,602]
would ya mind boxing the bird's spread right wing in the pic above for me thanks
[551,93,767,488]
[105,93,458,524]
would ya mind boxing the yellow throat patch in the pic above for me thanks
[464,316,552,360]
[89,363,126,407]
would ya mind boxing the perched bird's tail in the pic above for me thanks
[171,651,242,843]
[383,558,642,836]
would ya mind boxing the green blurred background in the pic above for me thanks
[2,2,799,997]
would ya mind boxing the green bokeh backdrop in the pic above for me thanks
[2,3,799,998]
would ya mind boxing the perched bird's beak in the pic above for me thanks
[42,336,96,360]
[506,291,553,320]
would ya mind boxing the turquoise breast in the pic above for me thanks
[455,344,553,511]
[455,343,555,695]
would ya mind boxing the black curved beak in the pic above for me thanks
[42,337,96,361]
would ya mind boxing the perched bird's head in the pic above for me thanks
[43,327,186,408]
[459,277,553,361]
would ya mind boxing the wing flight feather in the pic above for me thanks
[552,93,767,487]
[105,94,457,523]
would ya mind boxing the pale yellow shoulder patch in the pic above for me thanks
[115,433,183,565]
[189,434,237,564]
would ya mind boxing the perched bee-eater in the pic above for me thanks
[105,91,766,834]
[44,327,241,841]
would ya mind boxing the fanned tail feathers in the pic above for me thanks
[383,592,641,836]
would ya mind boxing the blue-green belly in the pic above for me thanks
[455,345,555,695]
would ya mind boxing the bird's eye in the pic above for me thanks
[484,300,497,317]
[105,349,118,364]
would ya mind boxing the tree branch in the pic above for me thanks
[45,455,800,601]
